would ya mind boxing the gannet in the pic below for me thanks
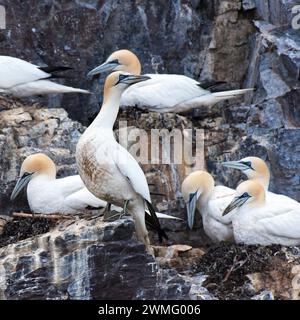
[87,49,253,113]
[223,180,300,246]
[0,56,89,97]
[10,153,106,214]
[10,153,179,223]
[222,156,300,208]
[76,71,167,250]
[181,170,235,242]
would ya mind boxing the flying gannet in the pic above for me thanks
[76,71,168,250]
[10,153,106,214]
[181,170,235,242]
[0,56,89,97]
[222,156,300,208]
[87,49,253,113]
[223,180,300,246]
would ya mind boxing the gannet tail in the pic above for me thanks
[145,200,168,242]
[11,80,90,97]
[211,88,254,101]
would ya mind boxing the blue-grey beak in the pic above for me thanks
[222,161,250,171]
[10,172,33,201]
[222,193,250,216]
[87,60,119,78]
[117,74,151,85]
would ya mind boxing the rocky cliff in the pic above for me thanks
[0,0,300,299]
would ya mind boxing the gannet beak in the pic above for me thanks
[222,161,250,171]
[186,192,198,229]
[87,60,119,78]
[10,172,33,201]
[117,74,151,85]
[222,193,250,216]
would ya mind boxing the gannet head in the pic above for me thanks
[222,156,270,189]
[103,71,150,103]
[10,153,56,201]
[222,180,265,216]
[181,171,214,229]
[87,49,142,78]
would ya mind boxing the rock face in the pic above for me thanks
[0,217,158,300]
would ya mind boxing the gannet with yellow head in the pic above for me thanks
[10,153,107,214]
[222,156,300,208]
[181,170,235,242]
[223,180,300,246]
[76,71,167,251]
[0,56,90,97]
[87,49,253,113]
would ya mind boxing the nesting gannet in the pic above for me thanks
[10,153,106,214]
[181,170,235,242]
[0,56,89,97]
[10,153,179,223]
[223,180,300,246]
[76,71,167,250]
[222,156,300,208]
[87,49,253,113]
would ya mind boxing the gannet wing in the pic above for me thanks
[54,175,87,197]
[65,187,107,210]
[258,209,300,239]
[121,74,207,109]
[0,56,50,89]
[114,143,151,202]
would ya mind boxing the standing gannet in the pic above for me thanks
[223,180,300,246]
[87,49,253,113]
[76,71,167,250]
[181,171,235,242]
[222,156,300,208]
[0,56,89,97]
[10,153,106,214]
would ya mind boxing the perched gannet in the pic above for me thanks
[181,170,235,242]
[223,180,300,246]
[222,156,300,208]
[87,49,253,113]
[76,71,167,249]
[11,153,179,222]
[0,56,89,97]
[10,153,106,214]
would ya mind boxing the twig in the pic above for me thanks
[12,212,73,220]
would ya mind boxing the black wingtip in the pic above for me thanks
[39,66,73,79]
[145,199,168,243]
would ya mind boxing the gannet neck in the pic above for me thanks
[91,87,122,129]
[245,157,270,190]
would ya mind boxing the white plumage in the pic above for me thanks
[10,153,106,214]
[181,171,235,243]
[0,56,89,97]
[76,71,167,251]
[223,180,300,246]
[87,49,253,113]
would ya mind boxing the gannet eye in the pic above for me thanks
[109,59,119,65]
[116,74,128,85]
[240,161,254,170]
[23,171,34,177]
[240,192,250,199]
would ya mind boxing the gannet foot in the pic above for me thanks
[119,200,130,219]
